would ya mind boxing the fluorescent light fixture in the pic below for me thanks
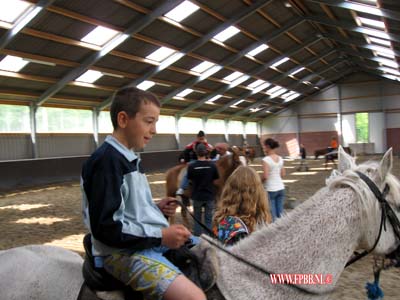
[213,26,240,42]
[266,85,283,94]
[249,107,262,113]
[230,99,246,108]
[137,80,156,91]
[270,88,287,99]
[284,93,301,102]
[146,46,176,62]
[362,28,390,40]
[164,1,200,22]
[376,51,395,59]
[176,89,194,97]
[224,71,244,82]
[23,58,55,66]
[369,36,391,47]
[206,94,223,104]
[247,79,265,89]
[81,26,120,46]
[358,17,385,29]
[75,70,103,83]
[252,82,271,94]
[102,72,124,78]
[302,81,312,85]
[246,44,269,57]
[0,55,29,71]
[290,67,305,76]
[0,0,32,23]
[271,57,290,68]
[191,61,215,73]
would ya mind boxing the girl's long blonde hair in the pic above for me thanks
[213,166,272,232]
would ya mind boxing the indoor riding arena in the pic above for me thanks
[0,1,400,300]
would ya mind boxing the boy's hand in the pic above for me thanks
[161,224,191,249]
[158,197,178,217]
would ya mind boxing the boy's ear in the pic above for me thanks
[117,111,129,128]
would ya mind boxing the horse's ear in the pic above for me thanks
[338,145,355,173]
[379,148,393,180]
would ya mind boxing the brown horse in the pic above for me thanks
[165,149,244,226]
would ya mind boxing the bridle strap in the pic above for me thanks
[346,171,400,268]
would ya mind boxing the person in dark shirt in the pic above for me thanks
[187,143,219,236]
[297,143,309,171]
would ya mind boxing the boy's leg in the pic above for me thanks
[163,275,205,300]
[103,248,205,300]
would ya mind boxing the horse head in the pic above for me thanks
[334,146,400,257]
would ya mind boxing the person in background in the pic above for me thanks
[297,143,309,171]
[81,87,205,300]
[213,166,272,246]
[176,130,213,196]
[262,138,286,222]
[210,142,231,161]
[187,143,219,236]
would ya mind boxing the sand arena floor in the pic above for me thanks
[0,155,399,299]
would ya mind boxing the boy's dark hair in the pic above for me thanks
[197,130,205,138]
[195,143,208,156]
[110,87,160,129]
[264,138,280,149]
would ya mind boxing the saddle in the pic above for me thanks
[78,234,219,300]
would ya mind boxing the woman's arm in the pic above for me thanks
[262,159,269,182]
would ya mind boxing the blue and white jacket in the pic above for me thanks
[81,135,169,256]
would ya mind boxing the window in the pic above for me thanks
[156,115,175,133]
[0,104,30,132]
[228,120,243,134]
[36,107,92,133]
[99,111,113,133]
[205,119,225,134]
[355,112,369,142]
[178,117,202,133]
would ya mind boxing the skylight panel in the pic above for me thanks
[247,79,266,89]
[164,1,200,22]
[81,26,120,46]
[270,88,287,99]
[176,89,194,97]
[191,61,215,73]
[206,94,222,104]
[376,51,395,59]
[0,55,29,72]
[381,67,400,76]
[137,80,155,91]
[213,26,240,42]
[271,57,290,68]
[246,44,269,58]
[266,85,283,95]
[281,91,296,99]
[379,60,398,69]
[284,93,301,102]
[146,47,176,63]
[230,75,250,88]
[75,70,103,83]
[252,82,271,94]
[0,0,31,23]
[369,36,391,47]
[362,28,390,40]
[358,17,385,29]
[230,99,246,108]
[290,67,305,76]
[224,71,244,82]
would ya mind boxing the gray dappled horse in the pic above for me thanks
[1,147,400,300]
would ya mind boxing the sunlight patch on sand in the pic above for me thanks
[15,217,70,225]
[0,203,51,211]
[45,234,85,253]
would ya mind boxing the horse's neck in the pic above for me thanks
[231,187,362,282]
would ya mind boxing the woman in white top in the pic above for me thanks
[262,138,286,221]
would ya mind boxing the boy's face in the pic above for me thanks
[120,101,160,149]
